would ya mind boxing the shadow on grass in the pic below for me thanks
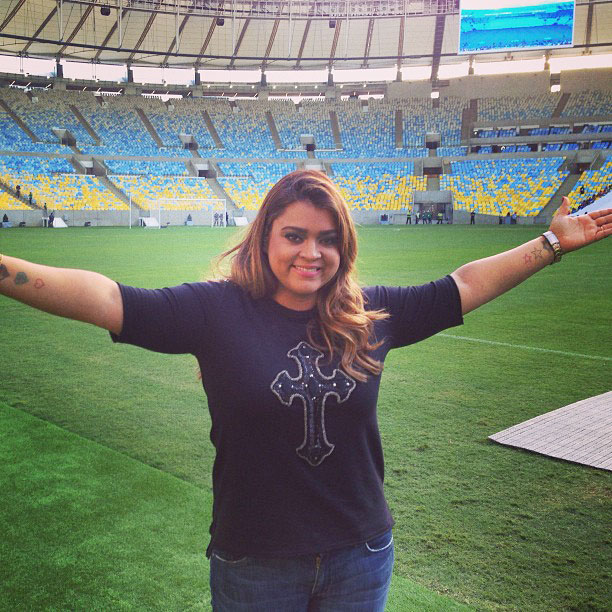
[0,403,470,611]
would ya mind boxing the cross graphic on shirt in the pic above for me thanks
[271,342,356,466]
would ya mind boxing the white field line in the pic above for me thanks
[438,333,612,362]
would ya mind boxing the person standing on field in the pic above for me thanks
[1,170,610,611]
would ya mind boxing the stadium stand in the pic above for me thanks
[331,163,426,211]
[140,96,217,152]
[0,155,127,210]
[401,97,466,147]
[441,157,569,217]
[206,100,284,158]
[477,94,560,121]
[0,190,29,210]
[0,87,93,148]
[0,83,610,221]
[273,100,335,152]
[326,99,402,158]
[73,93,168,156]
[109,175,217,209]
[567,158,612,205]
[104,160,188,176]
[217,162,296,210]
[438,146,468,156]
[561,90,612,117]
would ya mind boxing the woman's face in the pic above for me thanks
[266,200,341,311]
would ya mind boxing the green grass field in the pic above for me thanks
[1,225,610,611]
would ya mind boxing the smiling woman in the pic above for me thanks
[0,169,610,612]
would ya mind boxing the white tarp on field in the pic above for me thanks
[489,391,612,471]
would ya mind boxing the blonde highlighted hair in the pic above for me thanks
[219,170,387,382]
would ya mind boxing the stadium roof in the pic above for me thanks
[0,0,611,75]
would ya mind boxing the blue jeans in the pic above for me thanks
[210,530,394,611]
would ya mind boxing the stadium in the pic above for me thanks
[1,0,611,610]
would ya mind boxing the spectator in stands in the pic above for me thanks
[28,192,33,206]
[1,170,611,612]
[15,185,21,198]
[470,210,476,225]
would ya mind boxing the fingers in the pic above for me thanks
[589,208,612,222]
[589,209,612,240]
[554,196,571,217]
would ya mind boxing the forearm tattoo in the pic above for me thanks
[0,265,44,289]
[523,241,551,267]
[14,271,29,285]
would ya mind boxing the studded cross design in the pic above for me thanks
[271,341,356,466]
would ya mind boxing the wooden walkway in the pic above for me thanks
[489,391,612,471]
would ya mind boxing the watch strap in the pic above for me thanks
[542,230,563,264]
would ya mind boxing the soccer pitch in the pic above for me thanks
[1,225,610,611]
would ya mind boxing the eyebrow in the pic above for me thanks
[281,226,338,236]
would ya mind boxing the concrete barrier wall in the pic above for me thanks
[4,209,220,227]
[2,208,541,228]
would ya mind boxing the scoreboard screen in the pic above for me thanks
[459,0,575,54]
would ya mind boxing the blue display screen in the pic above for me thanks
[458,0,575,54]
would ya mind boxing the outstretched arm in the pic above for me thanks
[0,254,123,334]
[451,198,612,315]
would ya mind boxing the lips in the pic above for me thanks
[292,264,321,278]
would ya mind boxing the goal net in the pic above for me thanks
[147,198,227,227]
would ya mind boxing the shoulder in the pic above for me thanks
[362,276,461,313]
[181,279,248,306]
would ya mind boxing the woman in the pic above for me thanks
[0,170,610,611]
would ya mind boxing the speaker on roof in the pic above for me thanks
[101,5,111,16]
[217,17,225,26]
[329,20,336,28]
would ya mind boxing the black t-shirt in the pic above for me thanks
[111,276,463,558]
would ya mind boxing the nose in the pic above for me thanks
[300,238,321,259]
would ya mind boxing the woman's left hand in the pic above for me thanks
[550,196,612,253]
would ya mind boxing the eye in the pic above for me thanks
[320,236,338,246]
[284,232,303,243]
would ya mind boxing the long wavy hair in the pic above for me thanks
[218,170,387,382]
